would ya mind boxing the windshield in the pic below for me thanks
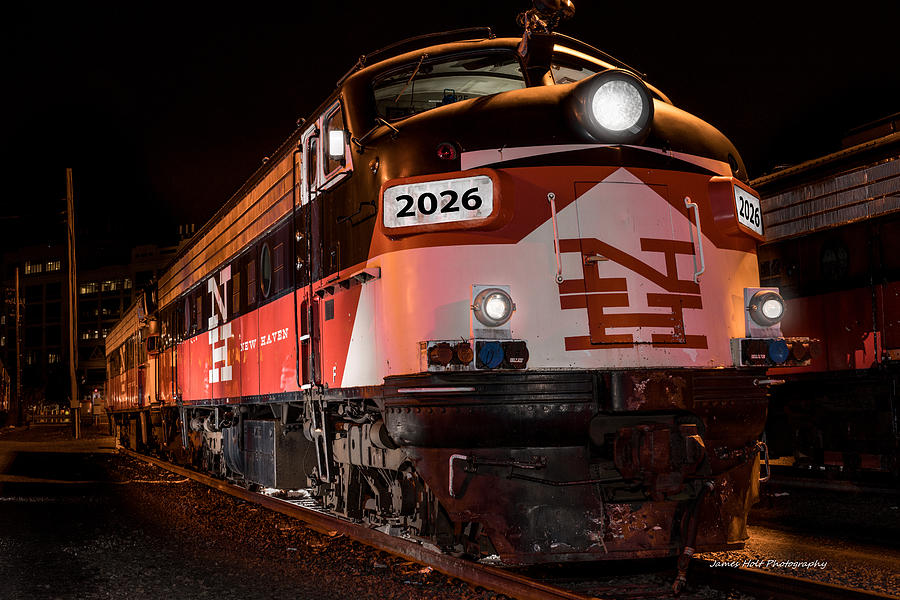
[550,45,612,84]
[373,51,526,120]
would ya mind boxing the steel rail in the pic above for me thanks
[120,448,591,600]
[122,449,896,600]
[767,474,900,496]
[691,559,896,600]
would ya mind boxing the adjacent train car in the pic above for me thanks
[0,357,10,423]
[105,299,150,445]
[756,121,900,475]
[106,4,812,573]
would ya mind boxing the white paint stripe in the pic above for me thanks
[461,144,600,169]
[340,276,379,388]
[213,345,226,364]
[461,144,731,177]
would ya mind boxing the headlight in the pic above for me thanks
[592,79,644,132]
[473,288,515,327]
[484,294,511,321]
[569,70,654,143]
[749,290,785,326]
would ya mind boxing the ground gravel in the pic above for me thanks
[699,483,900,597]
[0,425,508,600]
[108,452,510,600]
[3,425,897,599]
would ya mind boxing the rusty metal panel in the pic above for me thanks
[761,156,900,241]
[243,419,313,489]
[244,419,276,488]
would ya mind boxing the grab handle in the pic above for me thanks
[548,192,563,284]
[684,197,705,283]
[757,441,771,483]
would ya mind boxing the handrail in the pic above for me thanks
[757,441,771,483]
[291,144,302,389]
[548,192,563,284]
[684,197,705,283]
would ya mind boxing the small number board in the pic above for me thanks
[733,184,763,236]
[384,175,493,229]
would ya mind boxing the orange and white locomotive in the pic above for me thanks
[106,2,811,571]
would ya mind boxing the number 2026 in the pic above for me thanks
[738,195,761,228]
[396,187,482,218]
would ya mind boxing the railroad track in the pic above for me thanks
[120,448,587,600]
[767,465,899,495]
[691,560,897,600]
[120,448,896,600]
[767,475,900,496]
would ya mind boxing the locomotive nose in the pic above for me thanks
[567,69,654,144]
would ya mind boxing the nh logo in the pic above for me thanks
[208,265,233,383]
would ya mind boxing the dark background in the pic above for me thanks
[3,1,898,261]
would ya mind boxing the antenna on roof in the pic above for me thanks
[517,0,575,57]
[518,0,575,33]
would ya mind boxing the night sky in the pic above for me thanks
[3,2,898,262]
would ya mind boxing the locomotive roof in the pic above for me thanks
[340,29,641,83]
[157,29,744,311]
[164,31,650,276]
[751,130,899,242]
[752,127,900,192]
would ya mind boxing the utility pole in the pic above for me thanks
[66,168,80,439]
[14,268,22,427]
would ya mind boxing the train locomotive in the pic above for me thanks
[105,1,813,575]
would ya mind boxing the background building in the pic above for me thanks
[0,245,67,413]
[754,113,899,471]
[0,234,186,418]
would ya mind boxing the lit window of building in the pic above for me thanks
[79,282,99,295]
[46,260,61,272]
[24,261,43,275]
[0,315,5,325]
[102,328,110,338]
[48,352,60,364]
[81,331,92,340]
[124,278,132,289]
[0,336,5,347]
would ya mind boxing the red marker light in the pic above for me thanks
[436,142,458,161]
[428,342,453,366]
[454,342,474,365]
[790,341,809,361]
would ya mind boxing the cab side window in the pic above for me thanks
[300,101,352,202]
[323,107,347,177]
[308,136,318,193]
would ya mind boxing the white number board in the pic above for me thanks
[733,184,763,236]
[384,175,493,228]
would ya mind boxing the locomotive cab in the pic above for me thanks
[320,29,813,563]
